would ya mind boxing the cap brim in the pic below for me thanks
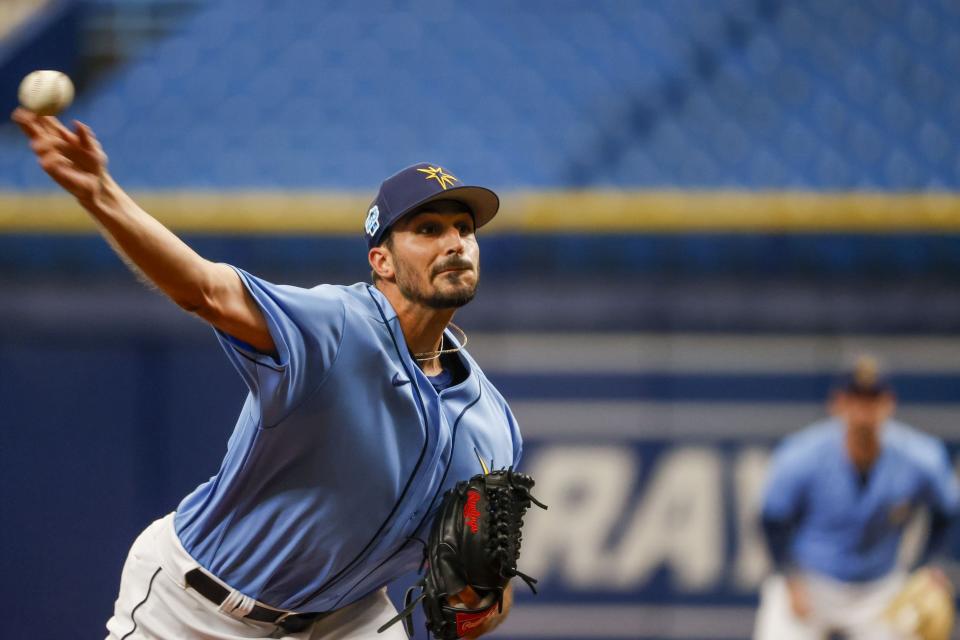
[399,185,500,229]
[843,385,893,397]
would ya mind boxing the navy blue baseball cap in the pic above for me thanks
[836,355,893,397]
[364,163,499,249]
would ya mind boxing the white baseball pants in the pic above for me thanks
[105,513,409,640]
[753,571,909,640]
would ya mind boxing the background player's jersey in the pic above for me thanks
[761,418,960,582]
[174,269,523,613]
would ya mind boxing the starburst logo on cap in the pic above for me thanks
[417,165,459,190]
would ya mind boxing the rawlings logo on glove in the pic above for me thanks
[455,607,498,636]
[463,490,482,534]
[378,466,546,639]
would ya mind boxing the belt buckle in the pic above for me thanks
[274,611,315,634]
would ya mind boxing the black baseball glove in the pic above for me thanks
[378,468,546,639]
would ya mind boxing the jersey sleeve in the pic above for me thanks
[506,405,523,468]
[917,441,960,564]
[923,442,960,516]
[215,266,346,427]
[760,439,811,571]
[761,438,810,524]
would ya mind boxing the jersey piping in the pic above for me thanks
[330,386,483,610]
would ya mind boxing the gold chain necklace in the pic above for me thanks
[413,323,468,362]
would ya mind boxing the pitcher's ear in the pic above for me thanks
[369,245,394,280]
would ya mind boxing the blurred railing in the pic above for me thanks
[78,0,199,84]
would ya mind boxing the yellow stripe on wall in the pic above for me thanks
[1,190,960,234]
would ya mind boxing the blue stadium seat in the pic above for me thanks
[0,0,958,189]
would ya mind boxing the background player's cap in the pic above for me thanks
[837,354,893,397]
[364,162,500,249]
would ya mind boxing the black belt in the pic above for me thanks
[185,568,328,632]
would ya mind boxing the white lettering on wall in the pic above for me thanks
[521,446,733,590]
[517,442,957,594]
[609,447,724,589]
[733,447,772,589]
[520,446,637,587]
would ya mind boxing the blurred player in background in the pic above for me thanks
[754,356,960,640]
[13,106,521,639]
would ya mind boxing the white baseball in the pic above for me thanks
[18,70,75,116]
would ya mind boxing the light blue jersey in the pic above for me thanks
[761,418,960,582]
[174,268,523,612]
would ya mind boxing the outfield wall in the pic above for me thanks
[3,292,959,639]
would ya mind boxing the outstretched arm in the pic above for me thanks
[13,108,274,353]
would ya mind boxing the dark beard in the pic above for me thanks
[395,257,478,309]
[420,285,477,309]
